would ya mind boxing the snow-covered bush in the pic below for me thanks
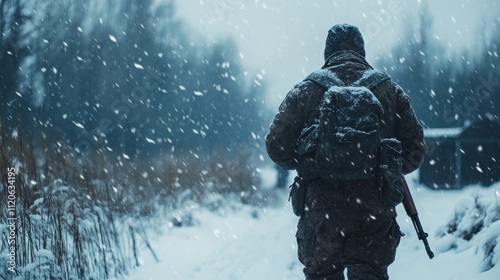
[23,249,61,280]
[436,190,500,271]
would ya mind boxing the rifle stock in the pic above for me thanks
[401,177,435,259]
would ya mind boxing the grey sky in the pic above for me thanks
[175,0,498,108]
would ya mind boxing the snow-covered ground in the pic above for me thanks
[125,172,500,280]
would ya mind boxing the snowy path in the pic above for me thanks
[125,203,303,280]
[183,209,301,280]
[125,179,500,280]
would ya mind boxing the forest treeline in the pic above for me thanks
[1,0,269,160]
[376,6,499,128]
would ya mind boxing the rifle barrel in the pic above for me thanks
[401,177,435,259]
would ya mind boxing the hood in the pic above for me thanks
[324,24,366,60]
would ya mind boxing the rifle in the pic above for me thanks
[401,177,435,259]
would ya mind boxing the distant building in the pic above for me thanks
[419,119,500,189]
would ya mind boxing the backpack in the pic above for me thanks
[296,69,403,193]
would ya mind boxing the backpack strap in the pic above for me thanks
[353,70,391,90]
[305,69,390,91]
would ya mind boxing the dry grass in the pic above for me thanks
[0,131,265,279]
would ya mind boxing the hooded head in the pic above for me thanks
[324,24,365,60]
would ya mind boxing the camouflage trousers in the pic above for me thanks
[296,180,402,280]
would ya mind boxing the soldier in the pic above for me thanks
[265,24,426,280]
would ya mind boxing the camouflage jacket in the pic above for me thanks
[265,50,426,175]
